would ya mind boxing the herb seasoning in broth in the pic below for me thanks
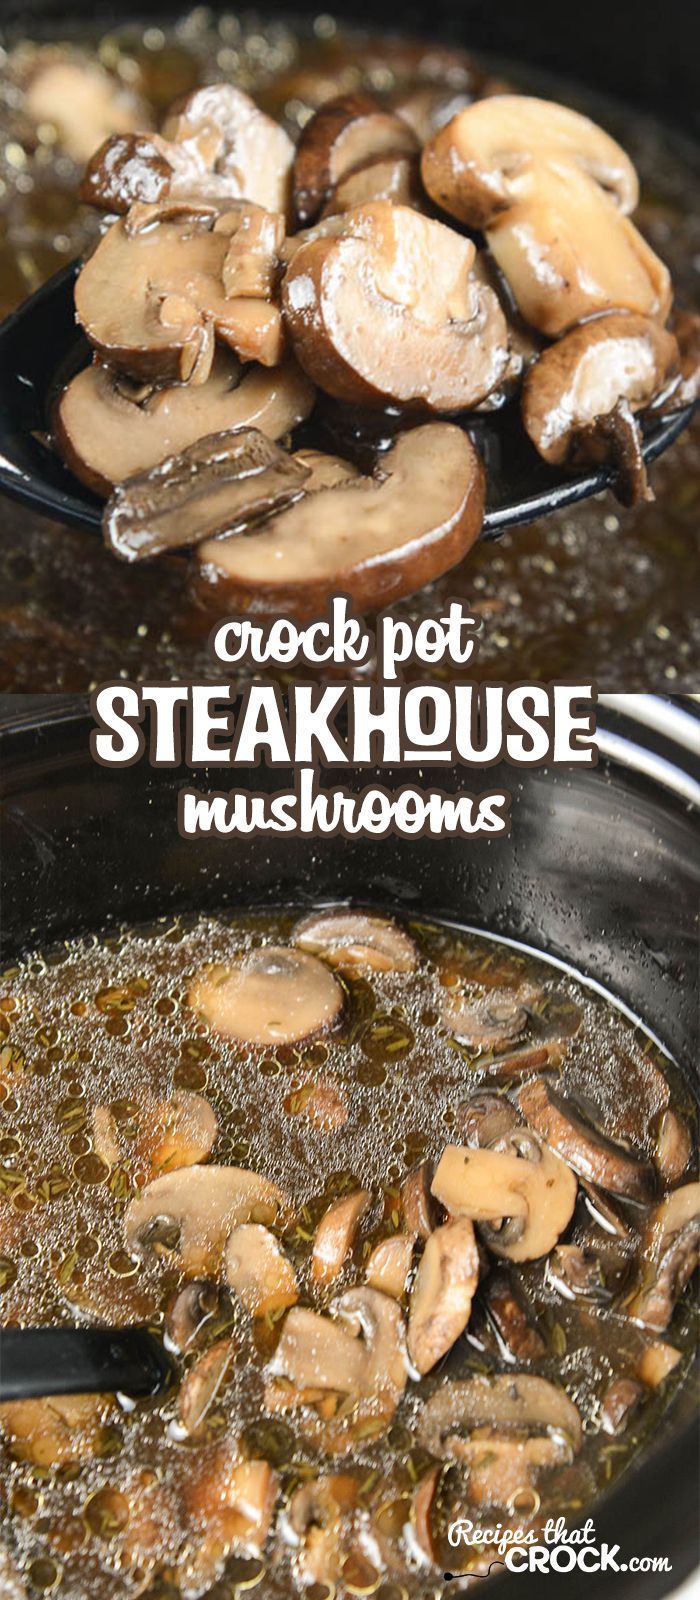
[0,909,697,1598]
[0,14,699,687]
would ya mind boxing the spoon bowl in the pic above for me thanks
[0,260,694,537]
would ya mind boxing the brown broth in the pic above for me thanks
[0,909,697,1598]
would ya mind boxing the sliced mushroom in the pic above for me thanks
[323,154,425,217]
[217,203,286,299]
[546,1244,611,1303]
[653,1109,692,1186]
[366,1234,416,1299]
[418,1373,582,1508]
[408,1216,479,1374]
[124,1163,287,1275]
[292,93,419,225]
[431,1133,577,1262]
[164,1278,231,1355]
[485,161,671,336]
[421,95,639,229]
[266,1304,368,1400]
[522,312,679,465]
[484,1039,566,1082]
[91,1104,122,1168]
[266,1288,407,1446]
[637,1340,682,1389]
[184,1450,278,1585]
[75,206,285,384]
[189,947,343,1047]
[225,1223,299,1316]
[80,130,244,214]
[581,1180,635,1241]
[293,909,418,973]
[286,1474,360,1587]
[312,1189,372,1286]
[517,1077,655,1203]
[177,1335,236,1437]
[24,56,149,165]
[440,991,528,1051]
[285,1076,349,1131]
[292,448,360,492]
[483,1271,546,1363]
[572,397,651,509]
[401,1161,438,1240]
[103,427,310,562]
[0,1393,113,1467]
[627,1182,700,1331]
[411,1464,442,1566]
[600,1377,643,1436]
[283,201,509,410]
[93,1091,217,1175]
[455,1092,522,1150]
[196,424,485,619]
[162,85,295,217]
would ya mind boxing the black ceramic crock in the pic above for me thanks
[1,696,698,1599]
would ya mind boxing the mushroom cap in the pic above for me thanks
[188,946,343,1047]
[431,1134,577,1261]
[282,201,509,411]
[55,353,314,498]
[517,1076,656,1203]
[225,1223,299,1317]
[196,423,485,619]
[162,84,295,217]
[408,1216,479,1374]
[522,312,680,465]
[124,1162,287,1274]
[80,130,245,214]
[486,160,672,336]
[293,909,418,973]
[292,92,419,225]
[421,94,639,229]
[440,990,528,1050]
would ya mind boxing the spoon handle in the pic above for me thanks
[0,1326,174,1402]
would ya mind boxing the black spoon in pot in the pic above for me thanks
[0,260,694,536]
[0,1325,175,1402]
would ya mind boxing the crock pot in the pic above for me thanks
[1,693,698,1599]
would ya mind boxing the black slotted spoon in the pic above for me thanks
[0,260,694,535]
[0,1324,175,1401]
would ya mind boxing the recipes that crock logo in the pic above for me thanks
[445,1516,673,1576]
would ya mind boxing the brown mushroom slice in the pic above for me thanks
[293,909,418,974]
[124,1162,287,1275]
[292,448,360,492]
[366,1234,416,1299]
[418,1373,583,1502]
[184,1451,279,1584]
[600,1377,643,1437]
[196,423,485,619]
[267,1304,368,1399]
[293,93,419,225]
[163,85,295,217]
[654,1109,692,1185]
[431,1134,577,1262]
[312,1190,372,1287]
[401,1161,438,1240]
[483,1039,566,1083]
[286,1474,360,1587]
[484,1271,546,1363]
[627,1182,700,1332]
[139,1090,218,1174]
[637,1341,682,1389]
[0,1393,113,1468]
[75,207,286,384]
[80,131,244,214]
[103,427,311,562]
[517,1076,655,1203]
[55,353,315,498]
[177,1335,236,1438]
[412,1465,442,1566]
[323,155,425,217]
[522,312,679,466]
[408,1217,479,1374]
[217,204,286,299]
[282,201,509,411]
[164,1278,231,1355]
[421,95,639,229]
[226,1223,299,1316]
[266,1288,407,1439]
[188,946,343,1047]
[24,56,149,165]
[571,398,652,509]
[440,991,528,1051]
[455,1092,522,1149]
[546,1243,611,1303]
[486,161,672,336]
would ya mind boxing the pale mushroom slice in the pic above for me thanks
[162,85,295,218]
[522,312,679,465]
[225,1223,299,1317]
[408,1216,479,1374]
[654,1109,692,1186]
[421,94,639,229]
[102,427,311,562]
[24,55,150,165]
[196,423,485,620]
[0,1393,114,1468]
[637,1341,682,1389]
[418,1373,583,1508]
[55,353,315,498]
[486,160,672,336]
[401,1161,439,1240]
[282,201,509,411]
[92,1090,218,1175]
[431,1132,577,1262]
[365,1234,416,1299]
[184,1449,279,1586]
[124,1163,287,1275]
[323,154,425,217]
[517,1076,656,1203]
[440,990,529,1051]
[293,909,418,974]
[176,1335,237,1438]
[627,1182,700,1332]
[188,947,343,1047]
[292,92,419,225]
[311,1190,372,1287]
[286,1474,360,1588]
[75,206,286,383]
[216,203,286,298]
[265,1288,407,1446]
